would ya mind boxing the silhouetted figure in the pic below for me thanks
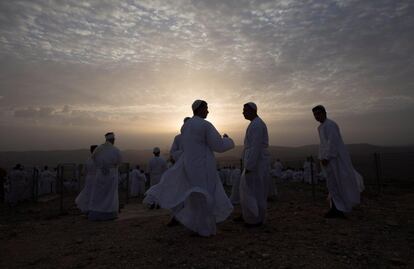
[236,102,270,228]
[144,99,234,237]
[312,105,364,219]
[88,132,122,221]
[170,117,191,163]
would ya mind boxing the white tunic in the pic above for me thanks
[240,117,271,224]
[5,169,27,205]
[88,142,122,217]
[170,134,184,162]
[39,170,56,195]
[318,118,363,212]
[272,161,283,178]
[75,158,96,213]
[144,116,234,236]
[130,168,146,196]
[148,156,167,186]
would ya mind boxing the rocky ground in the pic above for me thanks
[0,182,413,269]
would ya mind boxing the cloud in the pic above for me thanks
[0,0,413,149]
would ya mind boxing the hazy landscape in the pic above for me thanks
[2,144,413,169]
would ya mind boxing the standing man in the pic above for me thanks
[144,100,234,237]
[237,102,271,227]
[312,105,363,218]
[170,117,191,163]
[148,147,167,187]
[88,132,122,221]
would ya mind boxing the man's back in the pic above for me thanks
[94,143,122,168]
[148,157,167,176]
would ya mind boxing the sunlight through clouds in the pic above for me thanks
[0,0,413,150]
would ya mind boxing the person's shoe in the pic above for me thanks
[324,209,346,219]
[167,217,180,227]
[244,222,263,228]
[190,232,210,238]
[156,204,160,209]
[233,215,244,223]
[148,204,155,210]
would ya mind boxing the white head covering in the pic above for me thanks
[192,99,205,111]
[105,132,115,140]
[153,147,160,154]
[245,102,257,112]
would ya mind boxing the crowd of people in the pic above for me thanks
[2,101,364,237]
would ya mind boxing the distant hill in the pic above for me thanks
[1,144,413,170]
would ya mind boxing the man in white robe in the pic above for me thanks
[130,165,146,197]
[144,100,234,237]
[39,166,56,195]
[237,102,271,227]
[5,164,27,206]
[75,145,98,214]
[148,147,167,187]
[88,132,122,221]
[312,105,364,218]
[170,117,191,163]
[272,159,283,179]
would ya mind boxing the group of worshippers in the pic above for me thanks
[76,99,364,237]
[2,164,58,206]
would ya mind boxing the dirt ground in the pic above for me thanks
[1,183,413,269]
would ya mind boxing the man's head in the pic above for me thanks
[153,147,160,156]
[135,165,140,170]
[105,132,115,144]
[312,105,327,123]
[243,102,258,121]
[90,145,98,154]
[192,100,209,119]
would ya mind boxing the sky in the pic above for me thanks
[0,0,413,151]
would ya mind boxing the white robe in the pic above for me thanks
[144,116,234,236]
[272,161,283,178]
[5,169,27,205]
[75,158,96,213]
[170,134,184,162]
[229,168,241,204]
[88,142,122,220]
[39,170,56,195]
[148,156,167,186]
[318,118,363,212]
[240,117,270,224]
[130,169,146,196]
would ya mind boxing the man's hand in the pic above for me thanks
[223,133,229,138]
[321,159,329,166]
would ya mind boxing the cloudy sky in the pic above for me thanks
[0,0,413,151]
